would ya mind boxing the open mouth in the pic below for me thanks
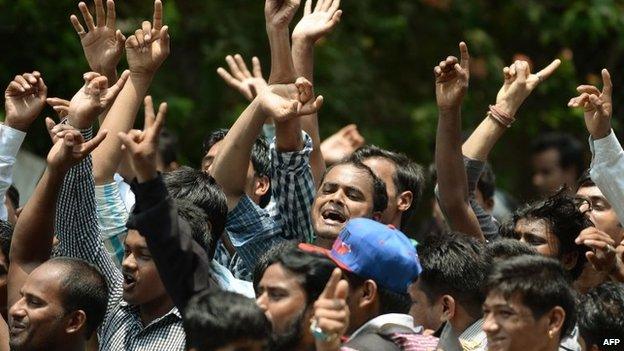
[122,272,137,290]
[321,208,347,225]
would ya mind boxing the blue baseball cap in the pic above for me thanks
[300,218,422,294]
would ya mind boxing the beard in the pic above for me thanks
[268,309,306,351]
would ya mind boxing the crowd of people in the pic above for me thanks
[0,0,623,350]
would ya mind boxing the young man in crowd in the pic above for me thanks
[409,232,491,350]
[300,218,435,350]
[577,282,624,351]
[530,132,585,197]
[350,145,425,231]
[482,255,577,351]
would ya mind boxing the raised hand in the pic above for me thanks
[568,69,613,139]
[495,58,561,117]
[292,0,342,44]
[435,42,470,111]
[46,126,107,174]
[217,55,268,101]
[4,72,47,132]
[117,96,167,182]
[258,77,323,121]
[320,124,365,165]
[312,268,349,350]
[46,97,70,119]
[265,0,301,30]
[70,0,125,79]
[575,227,619,274]
[125,0,170,76]
[67,70,130,129]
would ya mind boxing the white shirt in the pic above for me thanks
[0,124,25,220]
[589,130,624,224]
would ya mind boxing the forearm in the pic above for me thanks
[9,168,63,265]
[590,131,624,224]
[435,107,483,240]
[292,39,324,184]
[275,119,304,151]
[92,74,152,185]
[462,115,506,161]
[211,99,266,209]
[267,27,297,84]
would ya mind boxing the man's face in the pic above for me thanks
[531,149,570,196]
[577,185,624,244]
[408,280,444,332]
[9,264,69,350]
[256,263,311,351]
[202,139,265,205]
[483,292,553,351]
[312,164,377,243]
[363,157,402,226]
[515,218,559,257]
[121,230,169,306]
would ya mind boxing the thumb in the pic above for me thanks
[335,279,349,300]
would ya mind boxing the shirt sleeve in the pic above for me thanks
[54,128,123,321]
[95,182,129,267]
[589,130,624,225]
[269,131,316,243]
[226,195,286,273]
[0,124,25,221]
[464,156,500,241]
[127,175,217,313]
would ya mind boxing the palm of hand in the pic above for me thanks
[239,77,268,100]
[69,88,104,125]
[260,83,300,119]
[5,93,44,121]
[293,12,333,42]
[127,40,168,74]
[82,27,122,72]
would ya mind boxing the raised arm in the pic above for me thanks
[462,59,561,161]
[291,0,342,185]
[1,72,47,221]
[434,42,484,240]
[8,126,106,308]
[91,0,170,185]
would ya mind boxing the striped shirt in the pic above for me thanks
[55,128,186,351]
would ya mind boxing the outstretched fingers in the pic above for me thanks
[601,68,612,96]
[78,2,96,31]
[535,59,561,82]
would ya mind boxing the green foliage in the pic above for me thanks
[1,0,623,201]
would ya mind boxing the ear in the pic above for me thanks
[254,175,270,197]
[372,212,383,222]
[440,295,456,322]
[484,197,495,212]
[359,279,378,309]
[165,161,180,172]
[65,310,87,335]
[546,306,565,338]
[397,191,413,212]
[560,251,579,272]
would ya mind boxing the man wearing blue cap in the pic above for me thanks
[300,218,438,350]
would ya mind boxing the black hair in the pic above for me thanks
[486,255,577,339]
[202,128,272,208]
[0,219,12,265]
[321,159,388,214]
[163,166,228,251]
[343,271,411,315]
[184,289,270,351]
[6,185,19,210]
[578,282,624,348]
[530,132,585,178]
[477,163,496,201]
[174,199,214,257]
[416,232,491,318]
[351,145,425,229]
[486,238,538,262]
[158,128,179,166]
[576,168,594,190]
[253,242,336,305]
[500,191,591,280]
[49,257,108,337]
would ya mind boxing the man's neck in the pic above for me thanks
[449,309,479,336]
[139,294,175,325]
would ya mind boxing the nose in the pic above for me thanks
[121,253,137,271]
[9,297,27,320]
[482,312,499,335]
[256,293,268,312]
[532,173,543,188]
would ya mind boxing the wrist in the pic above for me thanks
[591,127,611,140]
[438,105,461,115]
[129,71,155,84]
[292,34,316,47]
[4,119,29,132]
[494,100,519,118]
